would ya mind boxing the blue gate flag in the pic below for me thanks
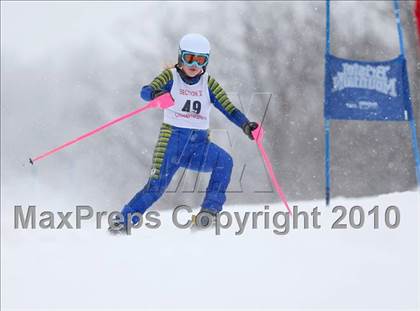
[324,54,410,121]
[324,0,420,207]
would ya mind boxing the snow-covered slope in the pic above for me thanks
[1,190,418,310]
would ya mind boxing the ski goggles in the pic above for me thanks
[180,51,209,67]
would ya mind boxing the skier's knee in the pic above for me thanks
[222,152,233,171]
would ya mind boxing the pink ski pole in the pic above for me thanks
[29,93,174,165]
[252,125,292,214]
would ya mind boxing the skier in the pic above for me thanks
[110,33,258,233]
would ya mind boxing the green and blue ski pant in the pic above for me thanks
[122,123,233,224]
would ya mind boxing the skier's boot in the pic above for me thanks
[108,218,129,235]
[192,207,218,229]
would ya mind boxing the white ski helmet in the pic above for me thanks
[179,33,210,54]
[178,33,210,68]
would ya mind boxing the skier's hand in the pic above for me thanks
[242,121,259,140]
[153,89,168,99]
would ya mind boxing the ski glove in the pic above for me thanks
[141,85,168,101]
[242,121,259,140]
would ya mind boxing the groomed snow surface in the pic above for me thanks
[1,189,419,310]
